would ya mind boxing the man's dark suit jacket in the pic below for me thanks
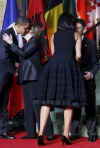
[9,36,43,84]
[0,27,18,74]
[80,37,99,76]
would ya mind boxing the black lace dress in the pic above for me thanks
[34,30,87,108]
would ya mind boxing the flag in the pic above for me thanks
[2,0,18,32]
[76,0,96,39]
[63,0,77,17]
[27,0,49,63]
[2,0,24,118]
[8,76,24,118]
[44,0,63,55]
[45,0,77,55]
[27,0,46,30]
[45,0,63,35]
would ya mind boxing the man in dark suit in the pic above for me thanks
[3,24,54,140]
[0,16,30,139]
[70,19,99,142]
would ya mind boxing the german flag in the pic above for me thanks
[44,0,63,55]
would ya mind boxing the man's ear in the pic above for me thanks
[83,26,87,34]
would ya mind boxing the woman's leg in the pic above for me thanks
[64,107,73,138]
[39,105,51,136]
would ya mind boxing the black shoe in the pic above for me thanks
[21,135,37,139]
[70,135,80,141]
[38,136,45,146]
[88,135,96,142]
[62,136,72,145]
[46,135,54,141]
[0,132,16,140]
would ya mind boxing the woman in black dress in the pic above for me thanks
[35,13,87,145]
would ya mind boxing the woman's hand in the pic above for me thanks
[24,33,33,42]
[3,33,13,45]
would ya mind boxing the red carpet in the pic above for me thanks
[0,132,99,148]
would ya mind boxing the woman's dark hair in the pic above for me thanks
[30,24,41,38]
[76,18,86,28]
[57,13,76,31]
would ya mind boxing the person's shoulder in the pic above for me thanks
[27,36,38,45]
[0,32,3,40]
[0,31,3,37]
[54,30,67,37]
[30,36,38,41]
[5,27,14,34]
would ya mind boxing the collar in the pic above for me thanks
[12,23,18,36]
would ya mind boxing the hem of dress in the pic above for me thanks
[32,99,87,108]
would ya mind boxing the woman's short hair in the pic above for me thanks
[76,18,86,28]
[30,24,41,37]
[57,13,76,31]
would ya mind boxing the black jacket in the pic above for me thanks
[10,36,43,83]
[0,27,18,74]
[80,37,99,76]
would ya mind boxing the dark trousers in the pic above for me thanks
[71,79,96,137]
[0,72,13,135]
[22,81,54,137]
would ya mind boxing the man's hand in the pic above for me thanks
[84,71,93,80]
[3,33,13,45]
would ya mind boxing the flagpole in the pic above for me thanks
[20,0,29,16]
[96,18,100,60]
[96,3,100,60]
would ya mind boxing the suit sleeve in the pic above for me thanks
[89,40,100,76]
[10,37,38,58]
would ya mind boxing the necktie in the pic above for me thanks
[17,34,24,48]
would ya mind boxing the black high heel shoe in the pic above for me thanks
[38,136,45,146]
[62,136,72,145]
